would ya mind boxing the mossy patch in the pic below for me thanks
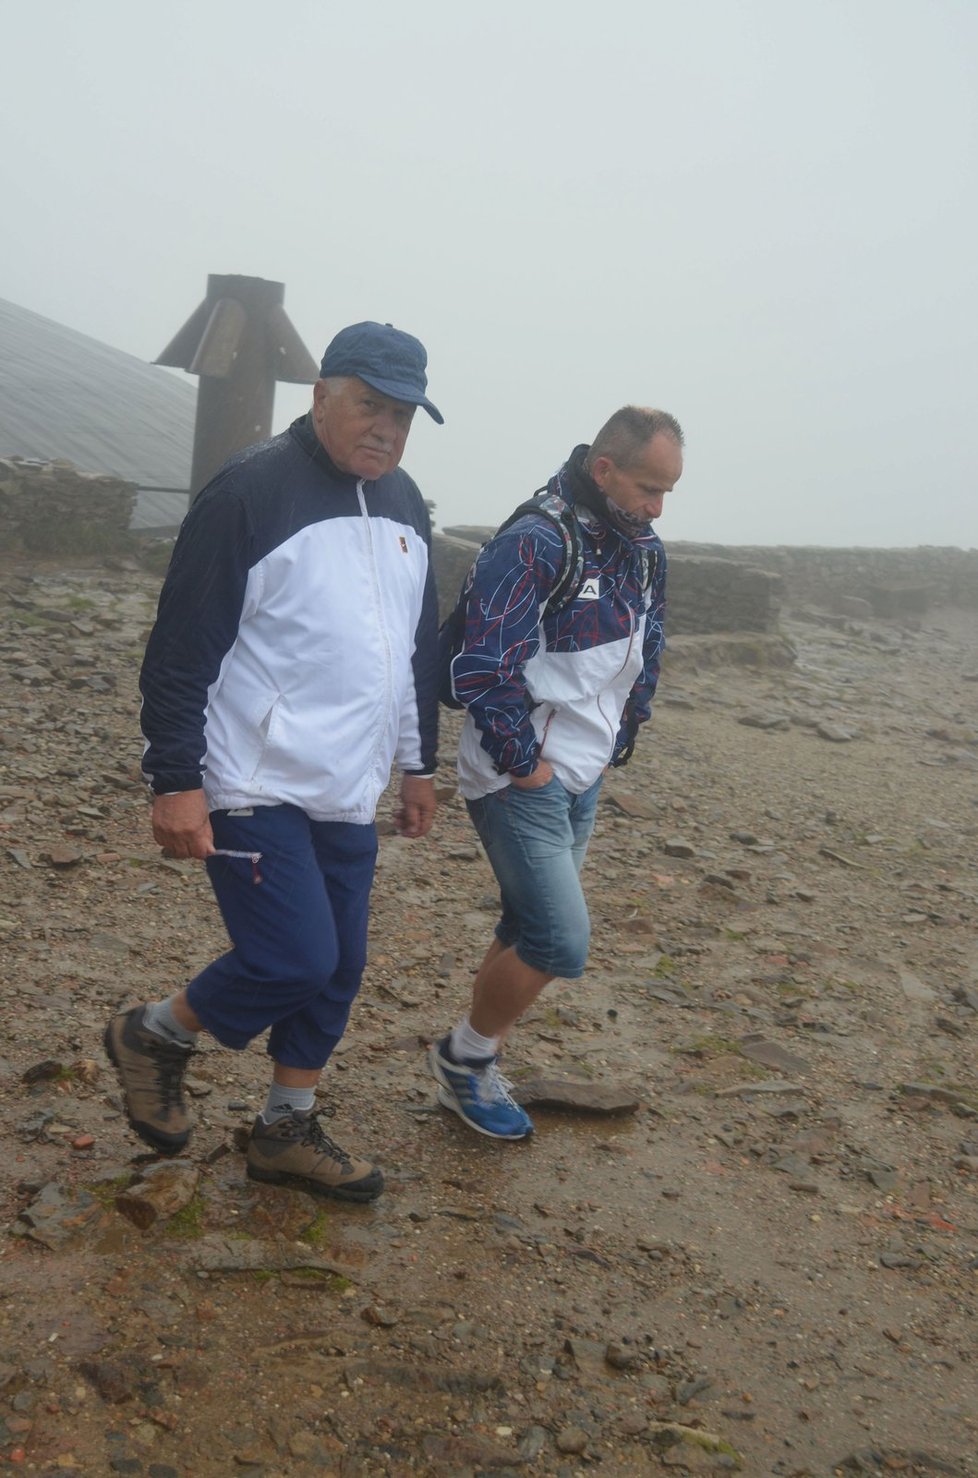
[672,1034,741,1059]
[86,1173,134,1208]
[162,1193,206,1240]
[299,1209,330,1248]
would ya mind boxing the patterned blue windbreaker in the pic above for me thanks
[454,447,667,800]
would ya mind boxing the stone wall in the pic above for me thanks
[665,554,782,633]
[668,542,978,614]
[433,532,784,634]
[0,457,136,555]
[435,529,978,630]
[432,534,482,623]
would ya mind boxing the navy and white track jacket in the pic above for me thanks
[454,448,666,800]
[140,413,439,824]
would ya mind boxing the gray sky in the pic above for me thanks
[3,0,976,547]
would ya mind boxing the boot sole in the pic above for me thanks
[102,1020,191,1157]
[246,1163,384,1203]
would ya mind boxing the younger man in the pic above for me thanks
[430,407,683,1139]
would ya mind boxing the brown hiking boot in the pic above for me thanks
[103,1005,193,1154]
[246,1108,383,1203]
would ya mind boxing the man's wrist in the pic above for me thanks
[498,753,540,779]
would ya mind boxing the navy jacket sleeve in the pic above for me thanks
[139,480,255,794]
[399,492,440,774]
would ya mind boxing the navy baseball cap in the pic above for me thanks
[319,321,444,424]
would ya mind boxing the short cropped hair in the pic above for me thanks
[587,406,684,472]
[317,375,352,398]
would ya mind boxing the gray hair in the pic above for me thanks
[316,375,354,399]
[587,406,684,472]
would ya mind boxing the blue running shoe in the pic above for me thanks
[429,1037,534,1140]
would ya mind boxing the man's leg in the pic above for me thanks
[431,778,598,1139]
[469,776,599,1036]
[470,946,552,1039]
[106,806,342,1159]
[246,819,383,1202]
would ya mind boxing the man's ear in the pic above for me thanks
[589,455,613,489]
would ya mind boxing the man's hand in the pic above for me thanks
[151,790,215,859]
[395,775,436,839]
[509,759,554,790]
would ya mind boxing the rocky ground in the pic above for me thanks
[0,553,975,1478]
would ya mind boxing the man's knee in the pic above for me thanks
[239,928,340,994]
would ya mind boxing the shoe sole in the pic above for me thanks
[246,1163,384,1203]
[102,1020,191,1157]
[434,1083,533,1141]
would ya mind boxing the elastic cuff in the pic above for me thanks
[147,775,204,795]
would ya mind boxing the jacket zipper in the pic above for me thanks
[357,482,394,770]
[595,590,638,747]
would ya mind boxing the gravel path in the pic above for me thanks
[0,556,975,1476]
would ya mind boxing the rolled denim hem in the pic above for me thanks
[512,945,585,981]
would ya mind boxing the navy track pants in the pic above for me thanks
[185,804,378,1070]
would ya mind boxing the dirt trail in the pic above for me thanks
[0,556,975,1477]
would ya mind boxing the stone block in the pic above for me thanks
[865,583,931,618]
[834,594,873,618]
[0,457,136,555]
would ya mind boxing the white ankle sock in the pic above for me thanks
[449,1018,499,1064]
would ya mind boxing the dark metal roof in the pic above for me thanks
[0,296,194,490]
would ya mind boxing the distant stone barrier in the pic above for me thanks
[435,530,784,635]
[0,457,136,555]
[435,529,978,634]
[666,554,782,633]
[669,541,978,613]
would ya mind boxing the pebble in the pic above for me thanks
[555,1426,589,1455]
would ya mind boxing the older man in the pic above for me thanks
[431,406,683,1139]
[105,322,442,1201]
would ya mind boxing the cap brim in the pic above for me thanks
[357,373,444,425]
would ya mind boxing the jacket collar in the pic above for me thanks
[556,443,659,548]
[288,412,361,484]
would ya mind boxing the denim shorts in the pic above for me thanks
[465,774,602,978]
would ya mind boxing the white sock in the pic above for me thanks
[449,1018,499,1064]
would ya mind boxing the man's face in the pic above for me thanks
[312,377,416,479]
[591,432,683,522]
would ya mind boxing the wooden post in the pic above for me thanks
[156,274,319,497]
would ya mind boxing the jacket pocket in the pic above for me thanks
[246,695,282,782]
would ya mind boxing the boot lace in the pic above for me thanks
[298,1107,353,1171]
[148,1038,190,1113]
[477,1061,521,1109]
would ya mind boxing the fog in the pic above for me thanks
[3,0,976,546]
